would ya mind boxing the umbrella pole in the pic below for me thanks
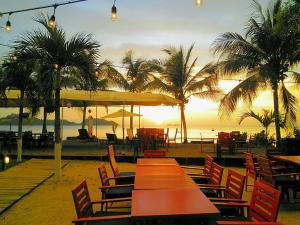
[139,106,141,129]
[122,105,125,142]
[96,106,98,140]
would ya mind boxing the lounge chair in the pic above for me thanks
[106,133,122,145]
[78,128,97,141]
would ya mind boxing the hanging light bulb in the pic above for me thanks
[111,0,117,21]
[195,0,203,7]
[5,14,12,32]
[48,5,57,29]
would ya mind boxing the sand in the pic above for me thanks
[0,160,299,225]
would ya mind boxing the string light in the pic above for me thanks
[5,13,12,33]
[111,0,117,21]
[48,5,57,29]
[0,0,87,33]
[195,0,203,7]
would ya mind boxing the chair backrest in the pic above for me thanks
[203,155,214,175]
[144,150,166,158]
[72,180,94,219]
[98,164,111,186]
[249,181,281,222]
[225,169,245,199]
[108,145,120,177]
[210,162,224,185]
[78,129,91,139]
[106,133,117,142]
[257,156,275,186]
[244,152,257,180]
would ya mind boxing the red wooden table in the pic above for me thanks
[137,158,178,166]
[132,189,220,224]
[273,155,300,166]
[134,174,198,189]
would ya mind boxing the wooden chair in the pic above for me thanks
[143,150,167,158]
[182,155,214,184]
[244,152,259,191]
[98,164,133,211]
[201,169,245,200]
[257,156,300,200]
[108,145,135,184]
[196,162,224,185]
[215,180,281,223]
[182,155,214,175]
[72,180,131,225]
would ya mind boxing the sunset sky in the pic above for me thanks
[0,0,299,132]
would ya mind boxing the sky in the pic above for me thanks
[0,0,299,133]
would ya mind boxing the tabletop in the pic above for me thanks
[137,158,178,166]
[134,174,198,190]
[273,155,300,166]
[131,188,220,219]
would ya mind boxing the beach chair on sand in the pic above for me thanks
[78,129,97,141]
[72,179,131,225]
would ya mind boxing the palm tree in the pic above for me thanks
[0,52,39,162]
[212,0,300,148]
[66,62,110,129]
[149,44,222,143]
[106,51,155,129]
[239,109,285,150]
[15,15,100,179]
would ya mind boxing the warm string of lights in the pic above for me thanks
[0,0,87,32]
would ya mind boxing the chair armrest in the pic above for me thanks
[272,172,300,177]
[199,186,225,191]
[198,184,224,188]
[217,222,283,225]
[181,166,204,170]
[99,184,134,190]
[107,175,135,180]
[209,197,247,202]
[190,174,210,178]
[72,214,131,224]
[91,197,132,204]
[213,201,249,207]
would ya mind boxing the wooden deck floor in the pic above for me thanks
[0,158,68,214]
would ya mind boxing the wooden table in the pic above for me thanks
[132,158,220,224]
[137,158,178,166]
[134,174,198,189]
[273,155,300,166]
[132,189,220,224]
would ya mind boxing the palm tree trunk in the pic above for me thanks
[42,108,47,134]
[81,104,87,129]
[54,70,61,181]
[17,89,24,162]
[272,86,281,150]
[130,105,134,129]
[180,104,188,143]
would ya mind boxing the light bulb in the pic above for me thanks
[111,5,117,21]
[195,0,203,7]
[4,156,10,164]
[5,20,11,32]
[48,15,55,29]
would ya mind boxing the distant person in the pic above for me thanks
[87,109,93,137]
